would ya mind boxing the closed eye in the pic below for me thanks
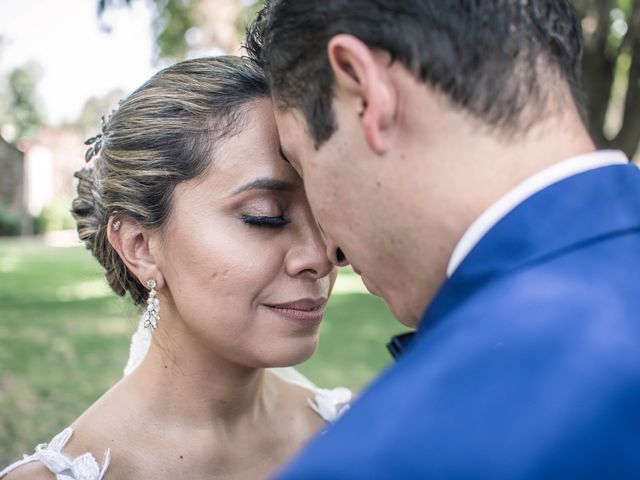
[242,215,290,228]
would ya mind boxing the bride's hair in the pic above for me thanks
[72,56,267,305]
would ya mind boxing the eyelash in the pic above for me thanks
[242,215,290,228]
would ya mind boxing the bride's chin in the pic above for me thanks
[257,336,319,368]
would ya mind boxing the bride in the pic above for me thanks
[1,56,350,480]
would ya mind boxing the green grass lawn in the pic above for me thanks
[0,237,400,464]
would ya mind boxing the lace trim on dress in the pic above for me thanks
[269,368,352,422]
[308,387,352,423]
[0,428,110,480]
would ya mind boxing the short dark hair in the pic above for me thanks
[245,0,586,147]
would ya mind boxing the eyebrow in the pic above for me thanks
[231,177,297,196]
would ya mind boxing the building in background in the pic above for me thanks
[0,127,84,236]
[0,135,25,214]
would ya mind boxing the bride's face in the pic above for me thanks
[151,99,336,368]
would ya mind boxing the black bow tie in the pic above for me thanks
[386,332,417,361]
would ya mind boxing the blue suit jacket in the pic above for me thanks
[278,164,640,479]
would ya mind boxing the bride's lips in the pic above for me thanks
[263,298,327,325]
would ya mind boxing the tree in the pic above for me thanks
[98,0,199,61]
[575,0,640,159]
[152,0,200,60]
[3,65,43,144]
[98,0,262,59]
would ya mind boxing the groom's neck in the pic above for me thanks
[386,101,594,324]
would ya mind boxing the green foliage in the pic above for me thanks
[98,0,199,61]
[33,199,76,234]
[235,0,264,39]
[153,0,200,61]
[0,206,21,236]
[5,66,43,143]
[0,241,400,464]
[576,0,640,158]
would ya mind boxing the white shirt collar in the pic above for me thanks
[446,150,630,277]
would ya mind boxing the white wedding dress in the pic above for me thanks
[1,318,352,480]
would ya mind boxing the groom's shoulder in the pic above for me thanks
[480,226,640,322]
[280,237,640,478]
[452,231,640,367]
[441,162,640,330]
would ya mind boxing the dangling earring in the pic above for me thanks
[143,279,160,330]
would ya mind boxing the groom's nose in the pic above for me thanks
[326,237,350,267]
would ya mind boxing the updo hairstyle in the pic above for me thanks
[72,56,267,305]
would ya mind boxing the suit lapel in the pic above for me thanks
[419,164,640,333]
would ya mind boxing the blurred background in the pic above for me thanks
[0,0,639,465]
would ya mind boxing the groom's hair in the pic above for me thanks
[245,0,586,147]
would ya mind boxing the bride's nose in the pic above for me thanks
[285,223,335,279]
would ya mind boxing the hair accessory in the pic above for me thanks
[84,133,103,162]
[112,219,121,231]
[83,110,116,163]
[143,279,160,330]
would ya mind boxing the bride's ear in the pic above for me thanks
[107,217,165,289]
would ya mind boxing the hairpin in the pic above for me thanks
[83,109,117,163]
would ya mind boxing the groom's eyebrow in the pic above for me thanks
[230,177,297,196]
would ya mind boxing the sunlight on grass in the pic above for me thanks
[332,270,368,295]
[55,279,113,301]
[0,255,21,273]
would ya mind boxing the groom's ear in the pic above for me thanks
[107,217,165,289]
[327,34,397,155]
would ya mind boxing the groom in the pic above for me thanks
[246,1,640,478]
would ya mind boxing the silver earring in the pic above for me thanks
[112,220,121,231]
[143,279,160,330]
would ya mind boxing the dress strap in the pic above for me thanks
[0,428,110,480]
[308,387,352,423]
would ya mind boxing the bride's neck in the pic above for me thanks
[127,335,277,427]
